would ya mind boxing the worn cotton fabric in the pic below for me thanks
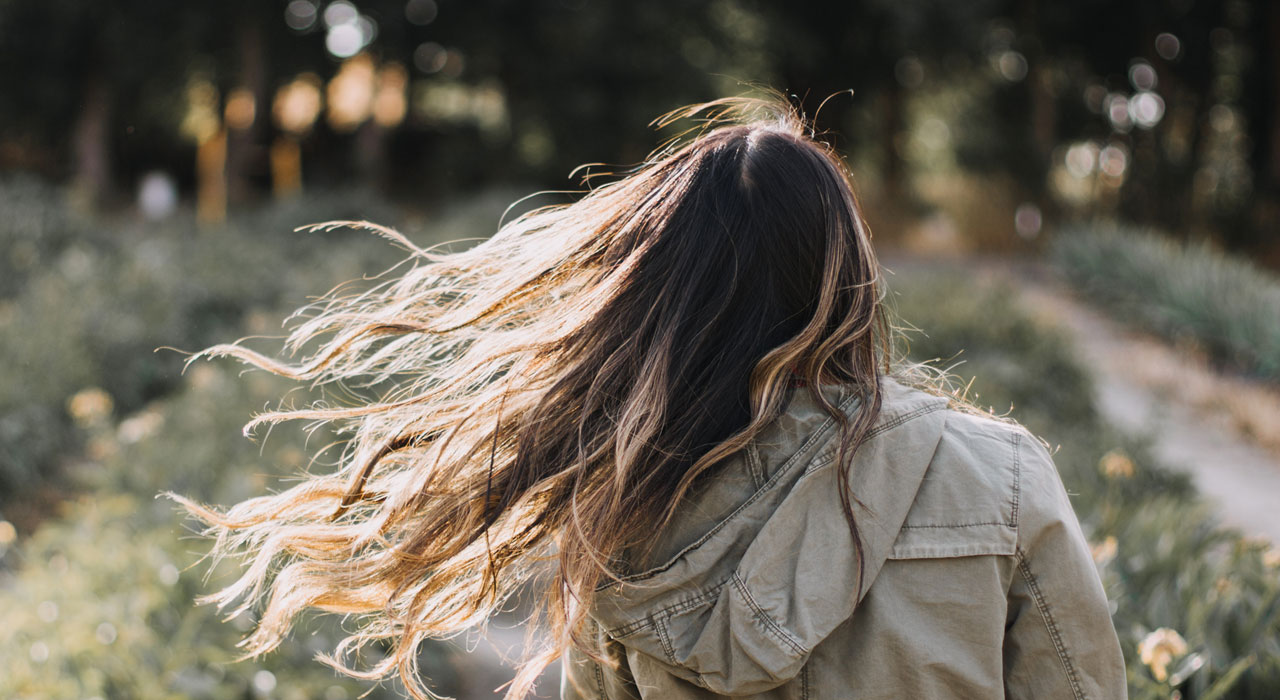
[561,377,1127,699]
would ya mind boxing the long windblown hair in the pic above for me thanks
[171,96,895,699]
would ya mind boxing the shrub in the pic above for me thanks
[0,184,421,508]
[1050,224,1280,382]
[0,186,526,697]
[0,365,460,700]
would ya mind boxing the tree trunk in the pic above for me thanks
[225,16,268,207]
[355,119,389,190]
[197,129,228,226]
[71,72,112,211]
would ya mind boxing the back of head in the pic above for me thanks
[172,94,888,700]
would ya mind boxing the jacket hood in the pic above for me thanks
[587,377,951,695]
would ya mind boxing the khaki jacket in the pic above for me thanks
[561,377,1127,699]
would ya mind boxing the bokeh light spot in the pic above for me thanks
[0,520,17,545]
[1065,142,1099,179]
[224,88,257,130]
[285,0,318,31]
[1014,203,1042,239]
[373,63,409,127]
[323,0,358,28]
[1099,144,1129,179]
[895,56,924,88]
[1155,32,1181,61]
[37,601,58,623]
[138,171,178,220]
[405,0,438,25]
[327,23,365,58]
[1129,61,1157,91]
[274,73,324,135]
[327,54,376,131]
[414,42,447,74]
[1083,84,1107,114]
[997,51,1027,82]
[357,15,377,45]
[254,670,278,694]
[1106,93,1132,132]
[159,563,180,585]
[95,622,118,645]
[1131,92,1165,129]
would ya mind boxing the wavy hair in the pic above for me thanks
[170,95,896,699]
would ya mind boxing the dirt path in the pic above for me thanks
[998,262,1280,544]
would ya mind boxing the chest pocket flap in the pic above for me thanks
[888,413,1022,560]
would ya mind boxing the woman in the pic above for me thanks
[173,96,1127,699]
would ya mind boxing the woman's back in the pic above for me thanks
[562,377,1126,699]
[172,96,1125,700]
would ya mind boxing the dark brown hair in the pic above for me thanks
[169,94,890,699]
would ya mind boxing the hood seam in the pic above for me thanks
[609,580,729,638]
[801,402,949,477]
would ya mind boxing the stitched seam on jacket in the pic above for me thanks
[899,521,1010,529]
[730,571,808,656]
[1010,430,1022,528]
[801,663,811,700]
[606,391,865,586]
[801,403,945,476]
[1016,548,1087,700]
[654,612,677,664]
[582,618,609,699]
[592,655,607,699]
[608,582,727,638]
[746,443,766,490]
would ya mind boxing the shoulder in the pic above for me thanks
[877,379,1074,557]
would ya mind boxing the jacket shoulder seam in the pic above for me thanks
[801,401,948,476]
[1015,546,1088,700]
[1010,429,1023,528]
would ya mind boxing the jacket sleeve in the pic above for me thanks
[1002,431,1128,700]
[561,618,642,700]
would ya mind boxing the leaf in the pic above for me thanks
[1199,654,1257,700]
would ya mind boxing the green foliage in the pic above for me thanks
[887,265,1280,699]
[0,181,412,505]
[0,187,519,698]
[1050,225,1280,382]
[0,365,459,700]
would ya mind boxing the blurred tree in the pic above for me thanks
[0,0,196,206]
[0,0,1277,253]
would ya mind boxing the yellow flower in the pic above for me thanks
[67,387,114,427]
[1264,548,1280,569]
[117,408,165,445]
[1099,449,1135,479]
[1138,628,1188,683]
[1090,536,1118,565]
